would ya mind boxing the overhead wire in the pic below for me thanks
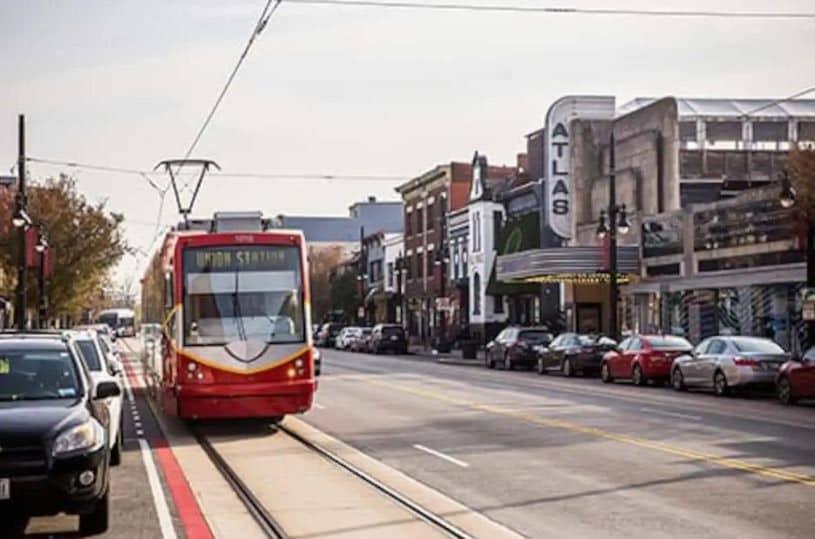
[285,0,815,19]
[26,157,409,182]
[177,0,283,194]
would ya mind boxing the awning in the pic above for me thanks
[497,246,640,282]
[622,263,805,295]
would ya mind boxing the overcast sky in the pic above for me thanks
[1,0,813,289]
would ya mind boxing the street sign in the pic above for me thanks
[803,303,815,321]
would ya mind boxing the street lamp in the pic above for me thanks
[35,230,49,328]
[596,132,631,342]
[780,170,797,209]
[779,169,813,351]
[434,246,451,353]
[395,252,404,326]
[12,209,32,229]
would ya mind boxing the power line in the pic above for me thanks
[286,0,815,19]
[27,157,409,182]
[181,0,283,164]
[25,156,168,194]
[741,86,815,117]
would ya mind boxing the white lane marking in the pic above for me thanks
[640,407,702,421]
[137,429,144,436]
[138,438,178,539]
[313,403,326,410]
[121,361,135,403]
[135,422,143,429]
[413,444,470,468]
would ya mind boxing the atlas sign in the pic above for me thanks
[544,96,616,239]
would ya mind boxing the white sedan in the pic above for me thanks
[72,330,124,466]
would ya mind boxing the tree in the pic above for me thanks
[330,267,359,324]
[308,245,348,323]
[788,145,815,216]
[0,175,129,320]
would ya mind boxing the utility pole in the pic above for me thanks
[15,115,27,329]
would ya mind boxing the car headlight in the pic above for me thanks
[52,419,106,457]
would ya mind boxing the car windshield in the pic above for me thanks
[577,335,598,345]
[75,339,103,371]
[0,348,82,401]
[732,338,785,354]
[519,331,552,343]
[649,336,692,350]
[183,245,306,346]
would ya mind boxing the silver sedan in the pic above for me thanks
[671,336,790,396]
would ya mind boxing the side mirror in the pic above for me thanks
[109,359,123,376]
[94,380,121,400]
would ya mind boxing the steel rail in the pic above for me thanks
[192,427,289,539]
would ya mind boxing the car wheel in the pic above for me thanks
[632,364,647,386]
[504,352,514,371]
[562,358,574,377]
[714,371,730,397]
[777,376,797,405]
[79,488,110,536]
[537,358,546,375]
[601,362,613,383]
[485,352,495,369]
[672,367,687,391]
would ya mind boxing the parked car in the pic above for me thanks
[0,333,120,535]
[335,327,362,350]
[368,324,407,354]
[537,333,616,376]
[777,346,815,404]
[71,330,124,466]
[601,334,692,386]
[671,336,789,396]
[671,335,790,396]
[486,327,553,370]
[350,327,373,352]
[315,323,343,348]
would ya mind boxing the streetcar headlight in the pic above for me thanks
[187,362,197,372]
[295,359,304,368]
[287,367,296,379]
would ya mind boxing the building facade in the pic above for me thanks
[497,94,815,348]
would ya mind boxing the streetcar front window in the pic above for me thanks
[183,245,305,346]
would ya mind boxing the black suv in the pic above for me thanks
[0,334,120,535]
[368,324,407,355]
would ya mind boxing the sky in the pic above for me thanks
[1,0,813,291]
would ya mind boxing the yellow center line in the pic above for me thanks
[357,377,815,488]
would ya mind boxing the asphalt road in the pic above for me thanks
[304,349,815,539]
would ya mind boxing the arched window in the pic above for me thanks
[473,272,481,315]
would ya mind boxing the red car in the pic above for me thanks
[601,335,692,386]
[777,346,815,405]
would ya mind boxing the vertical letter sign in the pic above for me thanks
[544,96,616,240]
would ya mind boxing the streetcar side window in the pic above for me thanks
[164,271,174,310]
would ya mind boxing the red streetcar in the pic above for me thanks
[141,212,316,420]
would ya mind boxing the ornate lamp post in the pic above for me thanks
[35,230,49,328]
[434,246,451,352]
[596,133,630,341]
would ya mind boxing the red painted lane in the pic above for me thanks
[122,349,215,539]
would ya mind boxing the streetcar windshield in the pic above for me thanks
[183,245,305,346]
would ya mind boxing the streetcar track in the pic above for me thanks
[192,421,475,539]
[192,426,289,539]
[278,424,475,539]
